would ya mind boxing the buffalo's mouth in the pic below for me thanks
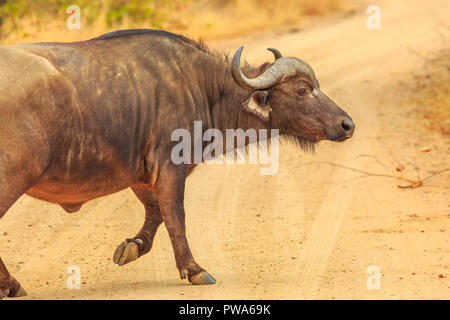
[333,136,350,142]
[328,134,351,142]
[280,119,354,149]
[326,118,355,142]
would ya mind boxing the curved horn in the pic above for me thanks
[267,48,282,60]
[231,46,285,91]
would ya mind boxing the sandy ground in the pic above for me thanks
[1,0,449,300]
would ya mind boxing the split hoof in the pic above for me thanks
[189,271,216,285]
[180,269,189,280]
[113,241,139,266]
[10,286,27,297]
[1,285,27,298]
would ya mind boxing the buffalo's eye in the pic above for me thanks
[297,88,306,96]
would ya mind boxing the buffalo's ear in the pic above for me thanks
[242,91,271,122]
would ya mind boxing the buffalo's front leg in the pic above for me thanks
[155,163,215,285]
[113,185,163,266]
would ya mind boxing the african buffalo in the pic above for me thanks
[0,29,354,298]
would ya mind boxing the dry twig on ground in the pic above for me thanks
[301,161,449,189]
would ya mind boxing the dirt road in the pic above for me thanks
[1,0,449,299]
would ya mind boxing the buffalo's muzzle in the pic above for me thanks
[328,117,355,142]
[341,119,355,138]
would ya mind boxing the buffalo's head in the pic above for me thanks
[232,47,355,145]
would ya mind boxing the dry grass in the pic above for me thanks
[1,0,351,44]
[161,0,350,40]
[412,48,450,136]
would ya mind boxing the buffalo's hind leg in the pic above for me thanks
[0,258,26,299]
[0,177,32,299]
[113,185,163,266]
[0,119,49,298]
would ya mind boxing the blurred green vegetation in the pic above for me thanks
[0,0,351,41]
[0,0,165,35]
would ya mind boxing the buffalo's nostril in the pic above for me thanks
[341,119,355,137]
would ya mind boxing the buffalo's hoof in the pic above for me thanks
[189,271,216,285]
[0,275,27,299]
[113,240,139,266]
[10,286,27,297]
[1,285,27,299]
